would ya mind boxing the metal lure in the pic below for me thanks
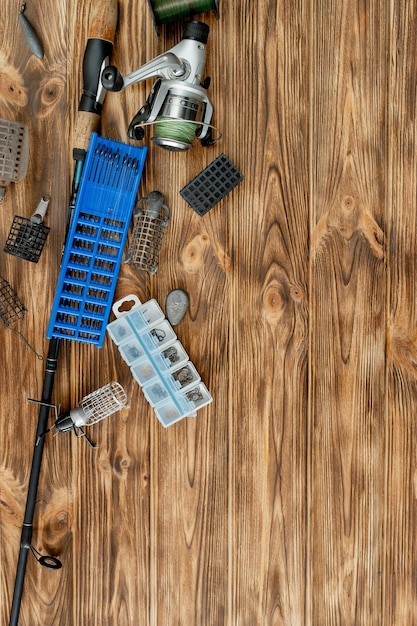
[18,3,44,59]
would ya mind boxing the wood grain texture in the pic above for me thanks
[230,1,309,624]
[1,1,417,625]
[309,1,387,624]
[0,2,71,625]
[147,12,230,624]
[386,3,417,624]
[68,3,152,626]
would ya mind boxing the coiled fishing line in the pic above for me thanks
[155,118,197,145]
[147,0,219,27]
[139,117,221,150]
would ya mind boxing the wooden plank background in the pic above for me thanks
[0,1,416,624]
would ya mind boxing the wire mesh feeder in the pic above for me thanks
[0,119,29,201]
[0,276,42,358]
[4,217,50,262]
[124,191,170,275]
[77,381,128,425]
[4,196,51,263]
[0,276,27,325]
[53,382,129,448]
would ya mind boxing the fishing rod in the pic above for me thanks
[9,1,118,624]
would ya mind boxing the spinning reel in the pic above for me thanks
[101,20,216,151]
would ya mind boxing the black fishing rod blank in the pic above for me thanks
[8,1,118,624]
[8,337,62,626]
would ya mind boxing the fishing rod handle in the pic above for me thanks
[73,0,118,158]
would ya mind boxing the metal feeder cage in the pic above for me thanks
[125,191,169,275]
[5,215,50,263]
[0,277,27,327]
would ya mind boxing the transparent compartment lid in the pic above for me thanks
[118,337,146,365]
[143,320,177,352]
[182,382,213,411]
[154,400,184,427]
[137,299,165,327]
[142,379,171,407]
[154,396,197,428]
[107,316,134,344]
[142,371,180,407]
[160,341,189,370]
[131,357,160,386]
[170,361,201,391]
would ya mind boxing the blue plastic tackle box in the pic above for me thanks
[46,133,147,346]
[107,295,212,427]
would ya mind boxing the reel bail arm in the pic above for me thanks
[101,52,186,92]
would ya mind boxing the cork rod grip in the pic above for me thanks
[89,0,118,43]
[73,111,101,153]
[73,0,118,154]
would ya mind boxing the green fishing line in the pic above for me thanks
[149,0,218,25]
[154,118,196,146]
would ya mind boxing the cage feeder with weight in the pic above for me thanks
[124,190,170,275]
[30,382,129,448]
[4,195,51,263]
[101,20,217,151]
[54,382,128,447]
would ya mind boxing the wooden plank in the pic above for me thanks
[147,12,231,626]
[0,1,72,625]
[309,0,387,623]
[69,1,153,625]
[385,3,417,624]
[230,2,309,624]
[2,1,417,624]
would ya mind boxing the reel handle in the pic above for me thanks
[101,65,124,91]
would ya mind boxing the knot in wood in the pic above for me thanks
[0,72,28,107]
[343,195,356,210]
[98,457,113,473]
[114,452,132,476]
[50,510,71,534]
[262,281,286,324]
[36,77,65,118]
[289,285,305,301]
[181,234,210,273]
[330,195,360,239]
[0,482,22,524]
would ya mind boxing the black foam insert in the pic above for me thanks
[180,153,244,216]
